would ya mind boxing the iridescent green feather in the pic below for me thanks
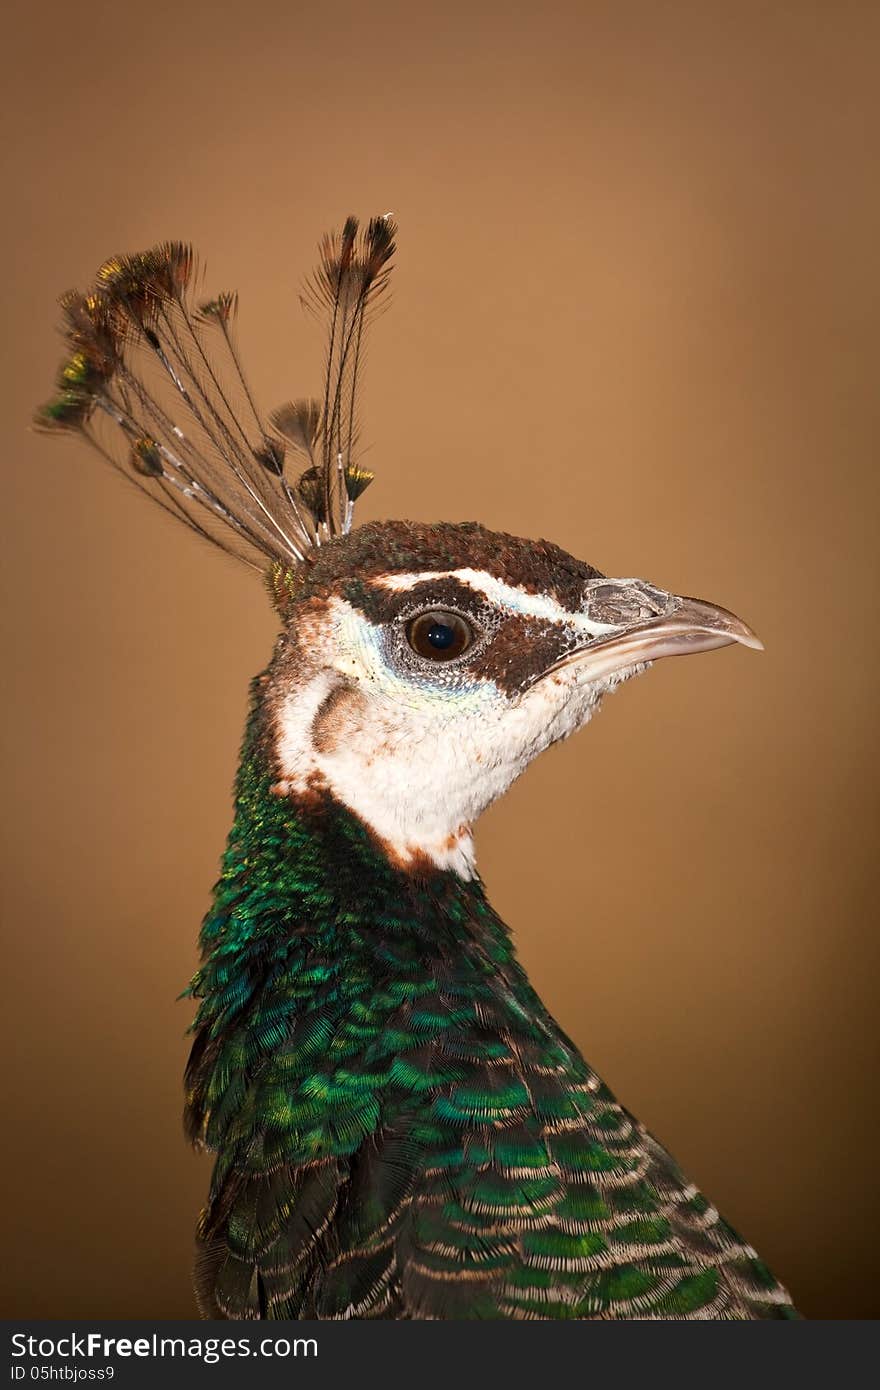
[184,683,798,1320]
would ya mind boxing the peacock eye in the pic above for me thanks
[406,610,474,662]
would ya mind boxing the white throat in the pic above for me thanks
[269,589,625,879]
[271,667,481,877]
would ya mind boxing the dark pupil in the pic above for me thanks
[427,622,455,650]
[407,610,472,661]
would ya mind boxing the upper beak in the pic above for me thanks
[549,579,763,683]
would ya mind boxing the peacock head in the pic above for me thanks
[264,519,761,878]
[36,217,761,879]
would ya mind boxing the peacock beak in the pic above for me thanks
[547,582,763,683]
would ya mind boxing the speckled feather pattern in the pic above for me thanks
[185,689,797,1320]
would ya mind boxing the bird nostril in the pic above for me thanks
[583,581,669,626]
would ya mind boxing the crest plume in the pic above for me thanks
[35,216,397,571]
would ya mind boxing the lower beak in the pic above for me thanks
[551,588,763,684]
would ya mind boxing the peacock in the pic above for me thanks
[36,215,797,1320]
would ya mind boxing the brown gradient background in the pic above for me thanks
[3,0,878,1321]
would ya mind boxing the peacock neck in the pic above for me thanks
[195,682,504,964]
[184,690,798,1324]
[184,681,554,1160]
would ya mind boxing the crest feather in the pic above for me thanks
[35,217,397,572]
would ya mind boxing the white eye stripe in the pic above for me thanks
[376,568,618,637]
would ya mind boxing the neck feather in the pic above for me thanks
[183,682,551,1160]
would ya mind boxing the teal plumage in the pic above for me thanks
[37,216,798,1319]
[183,686,796,1319]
